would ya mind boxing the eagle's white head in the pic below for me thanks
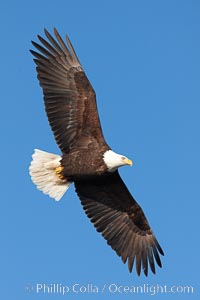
[103,150,133,172]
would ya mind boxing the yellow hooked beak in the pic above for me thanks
[123,157,133,167]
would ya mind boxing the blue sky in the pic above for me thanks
[1,0,200,299]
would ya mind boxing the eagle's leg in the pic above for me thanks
[55,166,65,180]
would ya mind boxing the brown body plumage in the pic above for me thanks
[61,145,110,179]
[29,28,164,276]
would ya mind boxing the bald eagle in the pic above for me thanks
[29,28,164,276]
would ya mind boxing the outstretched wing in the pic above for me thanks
[30,28,106,153]
[75,171,164,276]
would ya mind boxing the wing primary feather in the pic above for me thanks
[152,245,162,268]
[53,28,74,57]
[136,247,142,276]
[127,235,137,273]
[32,52,69,75]
[141,238,148,276]
[155,239,164,256]
[147,246,155,274]
[128,255,136,273]
[35,35,68,68]
[65,35,81,65]
[30,49,48,61]
[31,41,55,59]
[37,34,61,57]
[44,28,65,56]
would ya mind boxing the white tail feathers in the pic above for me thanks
[29,149,71,201]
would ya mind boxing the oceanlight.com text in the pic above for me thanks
[25,282,195,296]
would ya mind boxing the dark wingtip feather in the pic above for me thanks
[53,27,59,36]
[44,28,53,40]
[143,268,148,277]
[147,247,156,274]
[156,240,165,256]
[31,40,40,49]
[29,49,39,59]
[31,40,36,47]
[128,255,135,273]
[29,49,46,61]
[30,48,34,55]
[136,254,142,276]
[44,28,49,35]
[142,253,148,276]
[152,245,162,268]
